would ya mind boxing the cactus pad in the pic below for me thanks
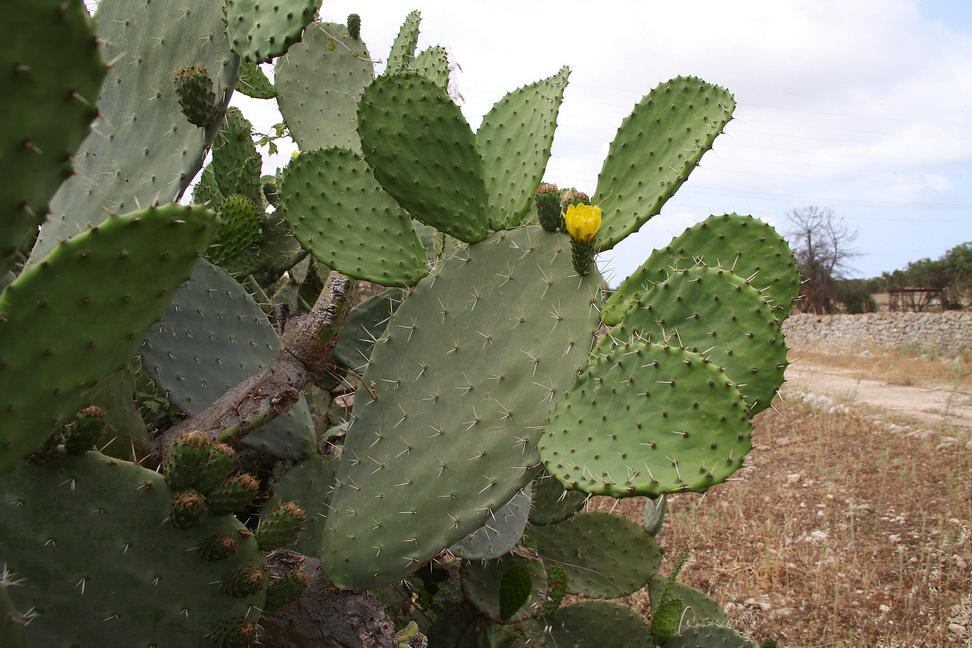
[321,225,602,590]
[603,213,800,323]
[1,0,106,276]
[275,22,374,153]
[593,77,735,252]
[280,147,429,286]
[527,511,662,598]
[0,452,264,646]
[357,72,490,243]
[0,205,217,470]
[538,600,654,647]
[539,339,753,497]
[461,555,547,624]
[225,0,318,64]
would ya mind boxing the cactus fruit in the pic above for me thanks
[175,64,220,128]
[211,616,260,648]
[199,532,239,562]
[170,489,207,531]
[263,568,308,612]
[61,405,108,455]
[347,13,361,39]
[207,473,260,517]
[221,564,267,598]
[535,184,562,232]
[256,501,306,551]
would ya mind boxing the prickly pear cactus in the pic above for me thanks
[0,6,792,647]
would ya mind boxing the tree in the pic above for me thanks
[785,206,862,314]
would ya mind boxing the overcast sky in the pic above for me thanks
[83,0,970,284]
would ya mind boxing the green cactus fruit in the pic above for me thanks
[539,563,568,616]
[212,109,262,207]
[256,501,306,551]
[203,443,239,495]
[174,64,220,128]
[225,0,319,63]
[162,431,213,491]
[263,568,308,613]
[208,473,260,517]
[539,339,752,497]
[211,615,260,648]
[61,405,107,455]
[263,181,280,208]
[593,77,735,252]
[221,564,267,598]
[347,13,361,39]
[1,0,107,277]
[570,239,597,276]
[499,566,533,621]
[562,188,590,208]
[527,511,662,599]
[210,194,262,267]
[260,454,337,555]
[651,596,685,644]
[478,67,570,230]
[170,489,207,531]
[535,184,561,232]
[199,532,239,562]
[659,623,757,648]
[236,61,277,99]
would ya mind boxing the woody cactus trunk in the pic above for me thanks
[1,2,799,647]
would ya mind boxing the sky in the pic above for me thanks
[86,0,972,285]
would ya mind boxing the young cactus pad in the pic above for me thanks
[593,77,735,252]
[321,225,602,590]
[0,205,217,471]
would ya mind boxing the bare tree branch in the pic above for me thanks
[151,271,357,462]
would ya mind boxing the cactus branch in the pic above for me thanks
[152,272,356,462]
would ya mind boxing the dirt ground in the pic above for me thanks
[783,358,972,432]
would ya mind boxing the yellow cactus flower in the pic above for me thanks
[564,204,602,244]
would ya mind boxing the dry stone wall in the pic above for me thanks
[782,311,972,357]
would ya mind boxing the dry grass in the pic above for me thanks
[790,349,972,390]
[592,396,972,647]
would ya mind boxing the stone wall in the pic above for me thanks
[782,311,972,357]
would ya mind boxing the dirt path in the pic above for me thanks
[782,359,972,431]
